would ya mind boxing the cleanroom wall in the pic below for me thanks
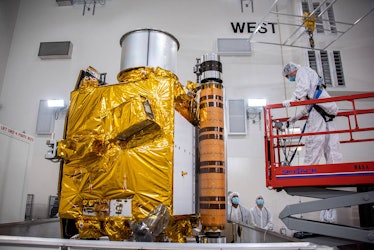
[0,0,373,234]
[0,0,20,97]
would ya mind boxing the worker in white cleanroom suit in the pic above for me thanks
[227,192,252,242]
[320,208,337,223]
[250,195,273,230]
[282,62,342,165]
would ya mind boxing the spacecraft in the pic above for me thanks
[46,28,226,243]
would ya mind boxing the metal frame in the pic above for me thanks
[248,0,374,51]
[0,235,331,250]
[264,92,374,189]
[263,93,374,243]
[279,188,374,243]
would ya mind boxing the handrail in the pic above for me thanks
[263,92,374,189]
[0,235,324,249]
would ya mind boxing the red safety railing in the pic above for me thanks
[264,92,374,189]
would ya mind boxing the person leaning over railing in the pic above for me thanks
[281,62,342,165]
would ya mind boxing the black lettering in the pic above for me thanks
[231,22,246,33]
[268,22,276,33]
[230,22,278,34]
[354,164,369,170]
[259,23,267,33]
[247,22,257,33]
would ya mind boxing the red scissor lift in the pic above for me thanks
[264,92,374,244]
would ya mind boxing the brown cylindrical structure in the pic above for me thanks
[198,54,225,233]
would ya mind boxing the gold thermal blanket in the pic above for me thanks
[57,67,197,240]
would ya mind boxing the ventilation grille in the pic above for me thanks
[301,1,337,34]
[313,2,324,33]
[38,41,73,59]
[308,50,318,73]
[327,4,337,34]
[333,51,345,86]
[56,0,73,6]
[307,50,345,87]
[217,38,251,56]
[320,50,332,86]
[227,99,247,135]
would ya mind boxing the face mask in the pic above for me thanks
[288,76,296,82]
[232,197,240,205]
[256,199,264,206]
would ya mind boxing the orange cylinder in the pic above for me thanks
[199,81,226,232]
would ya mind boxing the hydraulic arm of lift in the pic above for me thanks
[263,92,374,244]
[280,188,374,243]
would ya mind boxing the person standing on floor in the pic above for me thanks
[227,191,252,226]
[250,195,273,230]
[227,191,252,242]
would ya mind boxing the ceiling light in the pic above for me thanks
[47,99,65,108]
[248,98,267,107]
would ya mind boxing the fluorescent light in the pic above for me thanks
[248,98,267,107]
[47,99,65,108]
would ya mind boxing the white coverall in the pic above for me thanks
[250,206,273,230]
[227,192,252,242]
[227,192,252,226]
[289,66,342,165]
[320,209,337,223]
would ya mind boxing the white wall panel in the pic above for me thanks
[0,124,34,223]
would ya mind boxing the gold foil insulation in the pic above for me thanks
[58,67,196,241]
[164,216,197,243]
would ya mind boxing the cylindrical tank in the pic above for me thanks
[118,28,180,77]
[199,54,222,84]
[198,53,225,233]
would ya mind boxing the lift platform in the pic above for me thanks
[263,92,374,244]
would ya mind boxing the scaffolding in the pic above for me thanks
[248,0,374,50]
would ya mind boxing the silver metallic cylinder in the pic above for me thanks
[200,53,222,84]
[119,28,180,74]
